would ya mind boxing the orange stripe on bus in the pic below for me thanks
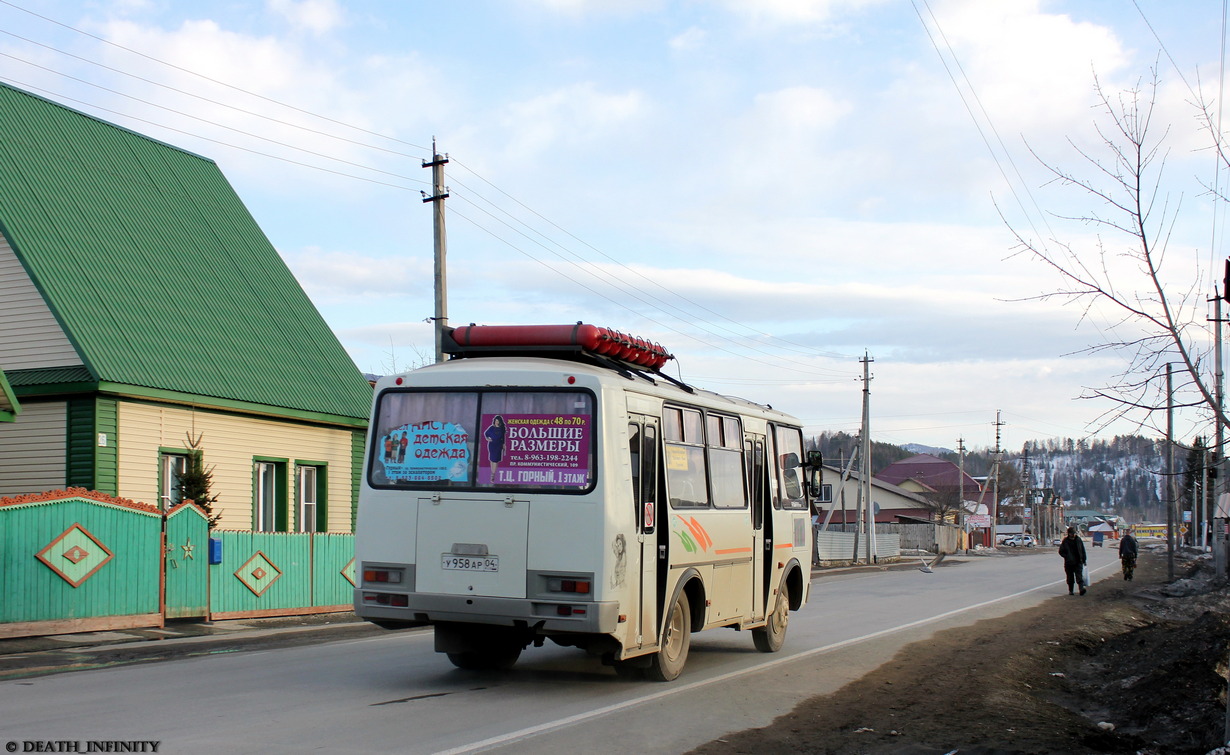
[714,547,753,554]
[774,543,795,550]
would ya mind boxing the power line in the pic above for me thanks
[0,0,430,154]
[0,75,424,191]
[451,157,856,363]
[0,0,858,380]
[0,56,431,186]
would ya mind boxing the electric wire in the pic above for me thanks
[0,0,860,383]
[0,74,424,191]
[0,54,431,187]
[448,189,854,378]
[0,0,432,154]
[450,157,856,363]
[446,202,839,374]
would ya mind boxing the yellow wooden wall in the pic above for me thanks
[116,402,357,532]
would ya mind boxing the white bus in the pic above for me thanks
[354,324,817,681]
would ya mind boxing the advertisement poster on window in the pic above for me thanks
[480,413,591,487]
[377,421,471,483]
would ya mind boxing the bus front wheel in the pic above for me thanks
[753,583,790,653]
[646,592,691,682]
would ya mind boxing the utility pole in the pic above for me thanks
[1167,362,1175,582]
[423,139,450,363]
[1213,284,1226,559]
[860,352,875,564]
[957,437,966,549]
[991,411,1004,546]
[1021,446,1031,536]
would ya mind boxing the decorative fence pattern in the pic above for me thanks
[0,490,163,637]
[0,489,355,638]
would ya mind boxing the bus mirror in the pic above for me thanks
[781,452,801,470]
[806,450,823,469]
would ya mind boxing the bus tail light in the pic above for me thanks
[547,578,591,594]
[364,569,403,584]
[362,593,408,607]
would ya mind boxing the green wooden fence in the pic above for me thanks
[0,490,355,638]
[0,491,163,637]
[164,502,210,619]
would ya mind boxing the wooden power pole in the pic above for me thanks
[423,139,449,363]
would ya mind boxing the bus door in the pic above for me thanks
[628,415,659,649]
[746,433,768,622]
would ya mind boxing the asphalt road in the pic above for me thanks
[0,546,1121,755]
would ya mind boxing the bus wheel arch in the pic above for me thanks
[783,559,806,611]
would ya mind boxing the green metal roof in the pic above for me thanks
[0,370,18,421]
[0,83,372,423]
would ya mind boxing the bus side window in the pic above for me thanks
[643,424,657,532]
[629,421,658,533]
[748,437,766,529]
[766,432,780,509]
[774,425,808,510]
[629,422,641,505]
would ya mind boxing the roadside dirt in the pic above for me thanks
[689,548,1230,755]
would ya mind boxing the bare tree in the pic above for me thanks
[1005,69,1225,435]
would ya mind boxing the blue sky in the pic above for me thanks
[0,0,1225,452]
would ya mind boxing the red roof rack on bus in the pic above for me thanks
[444,323,675,372]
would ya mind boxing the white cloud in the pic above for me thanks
[716,0,887,26]
[498,83,646,157]
[925,0,1132,135]
[515,0,664,18]
[281,247,433,303]
[267,0,345,35]
[670,27,708,52]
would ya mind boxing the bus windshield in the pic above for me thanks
[368,388,596,492]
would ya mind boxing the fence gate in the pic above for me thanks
[163,503,210,618]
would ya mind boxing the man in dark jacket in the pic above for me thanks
[1058,526,1087,595]
[1118,528,1139,581]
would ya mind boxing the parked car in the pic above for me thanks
[1002,534,1036,547]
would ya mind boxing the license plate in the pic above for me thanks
[441,554,499,572]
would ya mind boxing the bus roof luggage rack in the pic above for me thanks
[445,323,675,372]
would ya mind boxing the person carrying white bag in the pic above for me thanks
[1058,526,1088,596]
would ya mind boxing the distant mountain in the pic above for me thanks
[902,442,954,456]
[810,431,1178,522]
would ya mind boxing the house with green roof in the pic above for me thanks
[0,82,372,532]
[0,371,18,422]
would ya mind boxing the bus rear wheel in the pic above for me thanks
[446,647,522,671]
[753,583,790,653]
[646,592,691,682]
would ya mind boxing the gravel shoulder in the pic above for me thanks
[689,547,1230,755]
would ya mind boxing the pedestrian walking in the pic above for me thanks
[1058,526,1087,595]
[1119,528,1138,581]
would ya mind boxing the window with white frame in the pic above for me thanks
[160,453,188,510]
[256,461,282,532]
[297,465,322,532]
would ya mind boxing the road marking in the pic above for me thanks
[435,573,1085,754]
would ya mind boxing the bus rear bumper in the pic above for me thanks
[355,591,620,635]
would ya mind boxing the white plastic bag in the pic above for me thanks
[1081,565,1090,587]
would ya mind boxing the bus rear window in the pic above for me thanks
[368,389,596,492]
